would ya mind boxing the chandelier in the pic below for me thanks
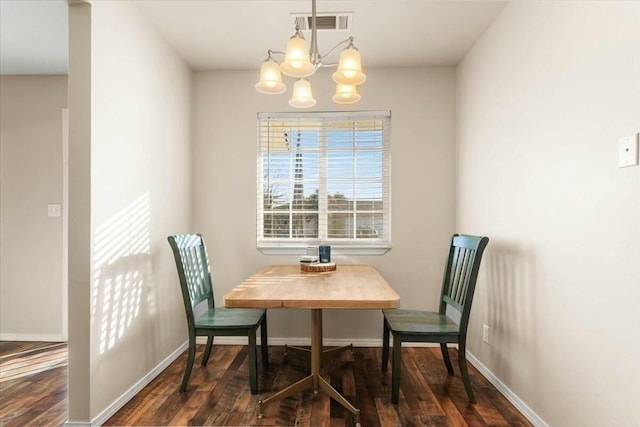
[255,0,366,108]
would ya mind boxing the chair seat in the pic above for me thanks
[195,307,265,329]
[383,309,459,335]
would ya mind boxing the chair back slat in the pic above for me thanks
[456,249,476,307]
[178,244,212,307]
[439,234,489,332]
[453,247,469,304]
[448,246,463,304]
[452,248,465,303]
[168,234,215,325]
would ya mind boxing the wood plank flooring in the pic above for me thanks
[0,341,68,427]
[0,342,532,426]
[105,345,532,426]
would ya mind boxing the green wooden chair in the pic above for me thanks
[167,234,268,394]
[382,234,489,404]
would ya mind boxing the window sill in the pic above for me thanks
[258,244,391,256]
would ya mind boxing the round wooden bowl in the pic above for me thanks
[300,262,337,273]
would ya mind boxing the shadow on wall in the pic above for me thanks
[91,192,154,355]
[484,241,538,389]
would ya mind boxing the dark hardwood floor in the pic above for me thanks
[0,341,68,427]
[0,342,532,426]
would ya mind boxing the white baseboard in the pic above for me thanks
[88,341,189,427]
[196,336,384,347]
[0,333,65,342]
[196,336,440,347]
[466,351,548,427]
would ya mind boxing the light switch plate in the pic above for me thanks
[48,203,61,217]
[618,134,639,168]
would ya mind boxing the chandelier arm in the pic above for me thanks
[263,49,286,64]
[317,61,339,68]
[317,36,354,65]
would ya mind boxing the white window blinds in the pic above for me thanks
[257,111,391,252]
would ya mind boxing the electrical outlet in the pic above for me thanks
[482,324,490,344]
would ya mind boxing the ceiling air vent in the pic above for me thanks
[291,12,353,31]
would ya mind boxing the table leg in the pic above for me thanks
[258,309,361,426]
[257,375,313,416]
[285,309,352,367]
[311,309,321,392]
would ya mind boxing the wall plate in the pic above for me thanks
[618,134,639,168]
[47,203,62,217]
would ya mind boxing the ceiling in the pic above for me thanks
[0,0,508,75]
[0,0,68,75]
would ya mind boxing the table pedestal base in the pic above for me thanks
[285,343,353,367]
[258,309,361,426]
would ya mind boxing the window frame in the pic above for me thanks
[257,111,391,255]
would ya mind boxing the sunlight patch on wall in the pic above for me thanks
[92,192,151,355]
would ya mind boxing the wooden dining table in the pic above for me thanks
[224,264,400,426]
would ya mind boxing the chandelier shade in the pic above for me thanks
[332,84,361,104]
[280,31,315,77]
[289,79,317,108]
[332,46,366,86]
[255,57,287,94]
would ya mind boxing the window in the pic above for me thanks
[257,111,391,254]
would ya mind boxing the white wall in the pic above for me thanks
[193,67,456,341]
[68,0,192,422]
[457,2,640,426]
[0,75,67,341]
